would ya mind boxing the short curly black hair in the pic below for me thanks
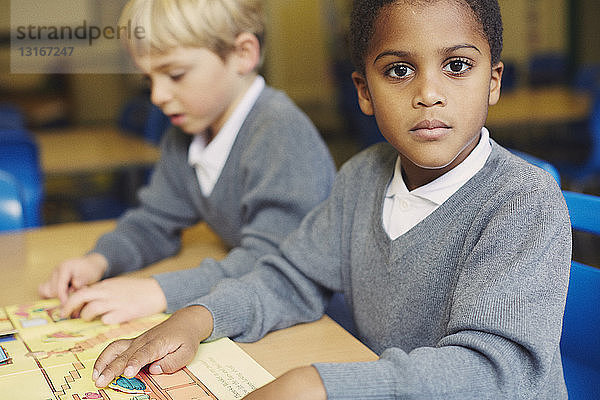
[350,0,503,74]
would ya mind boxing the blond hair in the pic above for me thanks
[119,0,264,61]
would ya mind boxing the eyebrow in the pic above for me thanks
[154,61,175,72]
[373,43,482,65]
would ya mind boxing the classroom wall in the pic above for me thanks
[0,0,136,125]
[262,0,340,133]
[489,0,568,83]
[262,0,572,130]
[1,0,594,129]
[574,0,600,65]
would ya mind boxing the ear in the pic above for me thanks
[352,71,375,116]
[232,32,260,75]
[488,61,504,106]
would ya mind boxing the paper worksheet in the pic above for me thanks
[0,299,274,399]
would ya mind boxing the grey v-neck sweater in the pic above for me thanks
[93,86,335,312]
[197,141,571,399]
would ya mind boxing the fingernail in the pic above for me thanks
[92,369,99,380]
[96,374,107,387]
[149,364,163,374]
[124,366,135,378]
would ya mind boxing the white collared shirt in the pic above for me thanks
[382,127,492,239]
[188,76,266,196]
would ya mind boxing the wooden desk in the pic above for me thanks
[0,221,378,378]
[34,127,161,176]
[487,86,592,128]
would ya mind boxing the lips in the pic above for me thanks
[168,113,185,126]
[410,119,451,140]
[411,119,450,130]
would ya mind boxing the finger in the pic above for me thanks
[71,273,91,291]
[38,281,52,298]
[93,339,133,387]
[124,335,177,375]
[148,342,197,374]
[61,287,101,319]
[98,336,172,386]
[40,270,61,299]
[55,269,73,304]
[101,309,133,326]
[79,300,112,322]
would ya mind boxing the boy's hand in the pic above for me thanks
[93,305,213,388]
[243,366,326,400]
[59,277,168,324]
[38,253,109,303]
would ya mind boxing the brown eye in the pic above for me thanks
[443,59,472,75]
[386,64,414,79]
[449,61,464,72]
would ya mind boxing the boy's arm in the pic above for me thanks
[243,366,326,400]
[189,159,352,342]
[93,129,201,278]
[153,110,336,313]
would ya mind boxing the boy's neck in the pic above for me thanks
[207,72,259,142]
[400,161,448,191]
[400,132,481,191]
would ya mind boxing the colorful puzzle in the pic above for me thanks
[0,299,274,400]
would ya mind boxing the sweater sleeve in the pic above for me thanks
[154,96,337,312]
[93,129,201,277]
[315,183,572,398]
[192,163,350,341]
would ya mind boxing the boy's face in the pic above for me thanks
[353,0,503,187]
[136,47,241,136]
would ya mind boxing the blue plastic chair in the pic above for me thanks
[509,149,562,186]
[528,52,569,87]
[560,190,600,399]
[555,90,600,188]
[573,64,600,93]
[0,128,44,227]
[0,104,25,129]
[0,170,25,232]
[143,104,170,145]
[119,96,169,145]
[332,60,384,148]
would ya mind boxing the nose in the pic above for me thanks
[150,77,173,107]
[412,72,446,108]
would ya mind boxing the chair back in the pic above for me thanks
[528,52,568,87]
[0,170,25,232]
[587,90,600,170]
[0,104,25,129]
[560,190,600,399]
[0,129,44,227]
[119,97,169,145]
[143,104,170,145]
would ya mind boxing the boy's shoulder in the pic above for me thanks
[250,86,303,118]
[462,141,568,221]
[485,141,561,194]
[243,85,314,132]
[339,141,397,174]
[333,142,398,188]
[239,85,327,149]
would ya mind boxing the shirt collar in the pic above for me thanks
[387,127,492,205]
